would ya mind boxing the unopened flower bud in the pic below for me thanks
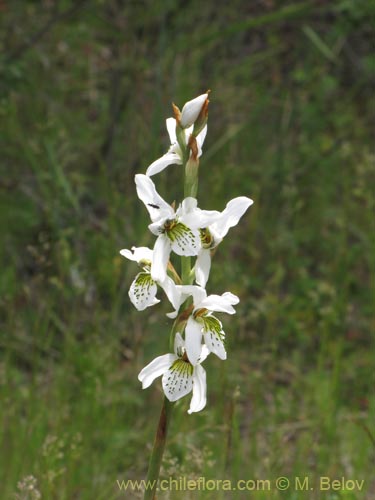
[180,93,208,129]
[193,94,209,137]
[172,103,188,157]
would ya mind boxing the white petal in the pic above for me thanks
[177,197,220,230]
[178,197,198,214]
[222,292,240,305]
[162,359,193,402]
[120,246,153,263]
[196,125,207,155]
[188,365,207,414]
[166,117,177,144]
[193,209,221,229]
[195,249,211,288]
[184,125,194,142]
[176,285,207,307]
[138,353,176,389]
[151,235,171,282]
[199,292,239,314]
[168,223,201,256]
[129,272,159,311]
[135,174,174,222]
[185,317,203,366]
[203,316,227,360]
[146,152,182,177]
[120,248,137,262]
[210,196,253,240]
[159,276,185,317]
[183,213,221,230]
[198,344,210,364]
[180,93,208,128]
[176,198,201,228]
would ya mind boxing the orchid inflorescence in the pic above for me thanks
[121,92,253,414]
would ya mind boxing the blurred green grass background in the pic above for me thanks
[0,0,374,499]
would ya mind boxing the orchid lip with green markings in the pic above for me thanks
[120,246,182,313]
[138,332,209,414]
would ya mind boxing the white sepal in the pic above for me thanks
[178,197,220,230]
[138,353,177,389]
[199,292,239,315]
[185,316,204,366]
[120,246,153,263]
[135,174,174,222]
[146,152,182,177]
[210,196,253,241]
[166,117,177,144]
[188,365,207,414]
[159,276,184,319]
[196,125,207,157]
[151,235,171,282]
[195,249,211,288]
[176,285,207,308]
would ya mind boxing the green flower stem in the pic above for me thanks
[143,396,174,500]
[181,256,191,285]
[184,158,199,198]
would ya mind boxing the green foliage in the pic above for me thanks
[0,1,373,498]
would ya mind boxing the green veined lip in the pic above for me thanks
[166,222,193,242]
[170,358,193,377]
[202,315,225,343]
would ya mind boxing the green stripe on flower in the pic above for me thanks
[169,359,193,377]
[166,222,199,254]
[202,315,225,343]
[167,222,194,242]
[133,272,155,300]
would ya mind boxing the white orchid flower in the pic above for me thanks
[120,246,181,313]
[166,285,239,365]
[138,332,209,414]
[146,118,207,177]
[195,196,254,288]
[135,174,220,283]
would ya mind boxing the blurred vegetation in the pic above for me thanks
[0,0,374,499]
